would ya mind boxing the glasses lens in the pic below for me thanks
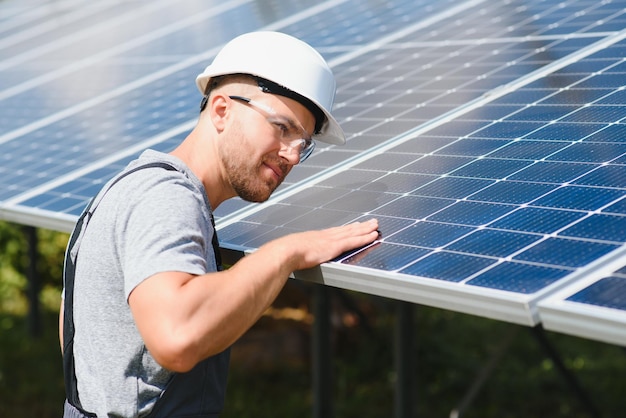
[278,124,315,163]
[299,139,315,162]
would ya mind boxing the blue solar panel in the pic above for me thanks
[218,36,626,325]
[2,0,626,332]
[568,276,626,310]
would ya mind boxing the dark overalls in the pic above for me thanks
[63,162,230,418]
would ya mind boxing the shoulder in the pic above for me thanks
[91,153,212,237]
[115,151,208,210]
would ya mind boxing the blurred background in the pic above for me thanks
[1,222,625,417]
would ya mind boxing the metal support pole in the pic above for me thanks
[530,325,602,418]
[450,327,518,418]
[24,226,41,338]
[394,301,415,418]
[312,283,333,418]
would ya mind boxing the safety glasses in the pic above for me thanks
[229,95,316,163]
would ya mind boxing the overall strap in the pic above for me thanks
[63,161,205,415]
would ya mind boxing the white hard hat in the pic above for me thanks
[196,31,345,145]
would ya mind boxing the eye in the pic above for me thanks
[266,116,289,136]
[271,121,289,135]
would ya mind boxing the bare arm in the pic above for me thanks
[128,219,379,372]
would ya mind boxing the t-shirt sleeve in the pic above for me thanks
[117,173,212,299]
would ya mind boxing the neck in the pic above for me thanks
[170,124,235,211]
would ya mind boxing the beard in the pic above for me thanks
[220,142,289,203]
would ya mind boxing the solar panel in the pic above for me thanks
[2,0,626,340]
[0,0,462,220]
[218,35,626,326]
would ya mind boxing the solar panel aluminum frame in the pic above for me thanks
[302,261,545,326]
[538,248,626,347]
[539,297,626,347]
[0,203,76,233]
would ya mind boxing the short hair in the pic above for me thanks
[201,74,325,134]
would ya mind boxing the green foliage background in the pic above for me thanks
[0,220,624,417]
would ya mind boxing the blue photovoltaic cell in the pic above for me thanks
[561,214,626,243]
[452,158,533,179]
[433,138,509,157]
[563,105,626,123]
[470,121,546,139]
[372,196,453,219]
[445,229,541,258]
[468,262,570,294]
[541,88,613,105]
[575,73,626,88]
[413,177,494,199]
[342,242,429,271]
[428,201,515,226]
[604,197,626,215]
[278,186,350,209]
[506,105,579,122]
[574,165,626,188]
[495,89,558,105]
[598,90,626,105]
[488,140,568,160]
[566,276,626,310]
[400,251,495,283]
[324,190,397,212]
[489,207,586,234]
[547,143,626,163]
[400,155,475,175]
[386,221,473,248]
[533,186,626,211]
[361,173,435,194]
[523,122,604,141]
[514,237,618,268]
[508,162,598,183]
[216,221,277,248]
[469,181,555,204]
[367,216,416,239]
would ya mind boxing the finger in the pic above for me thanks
[319,219,380,261]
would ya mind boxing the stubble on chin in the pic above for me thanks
[225,156,281,203]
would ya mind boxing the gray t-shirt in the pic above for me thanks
[71,150,222,417]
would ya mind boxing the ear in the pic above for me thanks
[207,93,229,133]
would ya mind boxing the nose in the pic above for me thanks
[277,142,301,165]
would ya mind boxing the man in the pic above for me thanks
[60,31,379,417]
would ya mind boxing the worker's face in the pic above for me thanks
[220,94,315,203]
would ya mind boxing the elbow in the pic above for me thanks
[146,332,201,373]
[157,357,197,374]
[147,332,228,373]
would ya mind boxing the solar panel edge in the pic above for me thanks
[537,245,626,344]
[306,261,542,326]
[0,202,76,233]
[538,300,626,346]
